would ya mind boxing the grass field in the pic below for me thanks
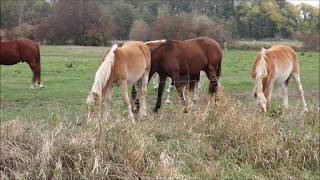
[0,45,319,121]
[1,45,319,179]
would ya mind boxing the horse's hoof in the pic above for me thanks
[39,84,45,88]
[165,99,171,104]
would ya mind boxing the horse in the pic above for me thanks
[87,41,151,122]
[252,45,308,113]
[132,37,222,113]
[0,38,43,89]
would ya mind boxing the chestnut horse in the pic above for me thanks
[87,41,151,122]
[133,37,222,112]
[252,45,308,112]
[0,38,43,89]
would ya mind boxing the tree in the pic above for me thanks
[129,19,150,41]
[112,1,134,40]
[45,0,116,45]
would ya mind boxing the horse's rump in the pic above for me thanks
[114,41,151,83]
[0,38,39,65]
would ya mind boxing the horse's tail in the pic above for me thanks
[215,58,222,81]
[87,44,118,105]
[35,44,41,65]
[253,48,268,97]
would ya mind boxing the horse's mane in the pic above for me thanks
[255,48,268,79]
[90,44,118,97]
[145,39,166,44]
[253,48,268,98]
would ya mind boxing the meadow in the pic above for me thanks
[0,45,319,179]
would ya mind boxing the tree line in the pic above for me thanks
[0,0,319,47]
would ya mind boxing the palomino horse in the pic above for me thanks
[87,41,151,122]
[0,38,43,89]
[133,37,222,112]
[252,45,308,112]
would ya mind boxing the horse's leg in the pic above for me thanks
[152,73,159,89]
[172,73,188,113]
[138,72,149,118]
[204,65,219,104]
[205,65,218,95]
[120,80,134,122]
[280,81,289,109]
[291,73,308,112]
[263,78,275,112]
[165,78,174,104]
[154,75,166,112]
[101,86,113,118]
[27,62,39,89]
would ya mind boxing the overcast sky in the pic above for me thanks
[287,0,319,8]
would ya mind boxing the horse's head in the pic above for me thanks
[254,90,267,112]
[252,48,269,112]
[87,91,100,108]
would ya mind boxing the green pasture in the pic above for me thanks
[0,45,319,121]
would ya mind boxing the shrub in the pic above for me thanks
[295,32,320,50]
[129,19,150,41]
[150,13,233,45]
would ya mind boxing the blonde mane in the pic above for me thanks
[89,44,118,98]
[255,48,268,79]
[145,39,166,44]
[253,48,269,107]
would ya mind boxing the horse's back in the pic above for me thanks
[267,45,298,69]
[164,37,222,74]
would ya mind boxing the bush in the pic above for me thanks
[295,32,320,50]
[129,19,150,41]
[150,13,233,45]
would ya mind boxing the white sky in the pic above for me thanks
[288,0,319,8]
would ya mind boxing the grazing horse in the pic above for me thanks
[0,38,43,89]
[133,37,222,112]
[87,41,151,122]
[252,45,308,112]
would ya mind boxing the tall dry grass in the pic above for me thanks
[1,93,319,179]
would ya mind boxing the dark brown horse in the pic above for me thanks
[0,38,43,89]
[133,37,222,112]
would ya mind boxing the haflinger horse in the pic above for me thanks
[252,45,308,113]
[0,38,43,89]
[132,37,222,113]
[87,41,151,122]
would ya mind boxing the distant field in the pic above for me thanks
[0,45,319,121]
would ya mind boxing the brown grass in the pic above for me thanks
[1,93,319,179]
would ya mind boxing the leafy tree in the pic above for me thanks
[111,1,134,40]
[129,19,150,41]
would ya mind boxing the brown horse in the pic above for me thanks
[133,37,222,112]
[252,45,308,112]
[87,41,151,122]
[0,38,43,89]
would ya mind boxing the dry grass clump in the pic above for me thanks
[1,93,319,179]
